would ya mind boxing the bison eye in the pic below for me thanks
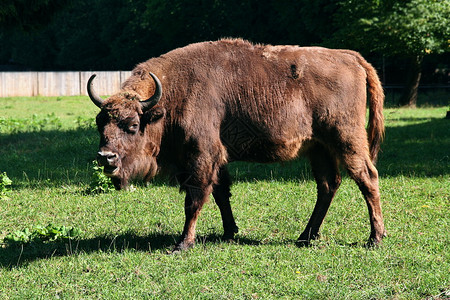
[129,123,139,133]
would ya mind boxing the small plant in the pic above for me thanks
[0,113,62,134]
[3,223,83,245]
[0,172,12,199]
[89,160,114,193]
[35,113,62,131]
[75,116,95,129]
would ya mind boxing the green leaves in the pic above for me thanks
[3,223,83,245]
[0,172,12,199]
[333,0,450,56]
[89,160,114,194]
[380,0,449,55]
[0,0,70,31]
[0,113,62,134]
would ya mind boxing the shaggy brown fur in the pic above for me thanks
[90,38,386,251]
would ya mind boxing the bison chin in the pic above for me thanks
[108,158,159,191]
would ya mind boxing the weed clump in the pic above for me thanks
[0,113,62,134]
[3,223,83,246]
[75,116,95,129]
[0,171,12,199]
[89,160,114,194]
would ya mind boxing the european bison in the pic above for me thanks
[87,38,386,251]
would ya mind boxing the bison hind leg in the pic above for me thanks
[342,150,386,247]
[213,167,239,240]
[297,143,341,246]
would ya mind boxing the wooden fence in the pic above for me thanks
[1,71,448,99]
[0,71,132,97]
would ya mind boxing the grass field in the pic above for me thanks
[0,96,449,299]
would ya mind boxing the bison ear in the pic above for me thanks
[147,107,166,123]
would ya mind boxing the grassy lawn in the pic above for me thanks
[0,96,448,299]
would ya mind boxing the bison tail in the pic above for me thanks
[362,58,385,164]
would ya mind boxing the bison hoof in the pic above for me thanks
[295,239,312,247]
[223,225,239,241]
[221,235,236,243]
[365,230,387,248]
[365,240,381,248]
[365,237,384,248]
[170,240,195,254]
[297,231,319,247]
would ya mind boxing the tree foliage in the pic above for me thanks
[330,0,449,106]
[0,0,448,104]
[331,0,450,56]
[0,0,70,31]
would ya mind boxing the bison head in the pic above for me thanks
[87,73,164,190]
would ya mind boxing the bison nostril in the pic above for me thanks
[97,151,118,165]
[107,153,117,160]
[107,154,117,164]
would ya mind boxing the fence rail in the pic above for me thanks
[0,71,132,97]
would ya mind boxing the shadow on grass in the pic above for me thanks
[0,233,263,268]
[0,128,98,188]
[377,116,449,177]
[0,116,448,189]
[0,231,375,268]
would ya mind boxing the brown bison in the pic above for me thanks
[87,38,386,251]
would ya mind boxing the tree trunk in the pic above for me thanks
[399,55,423,107]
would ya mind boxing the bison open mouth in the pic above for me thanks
[103,166,119,176]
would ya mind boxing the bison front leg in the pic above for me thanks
[173,183,212,252]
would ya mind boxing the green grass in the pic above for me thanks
[0,96,449,299]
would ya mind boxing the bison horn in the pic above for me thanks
[87,74,104,108]
[140,72,162,111]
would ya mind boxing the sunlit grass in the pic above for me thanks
[0,97,448,299]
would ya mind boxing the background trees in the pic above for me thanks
[0,0,448,106]
[330,0,450,106]
[0,0,69,30]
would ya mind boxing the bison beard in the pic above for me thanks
[88,38,386,252]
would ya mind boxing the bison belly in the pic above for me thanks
[220,118,309,162]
